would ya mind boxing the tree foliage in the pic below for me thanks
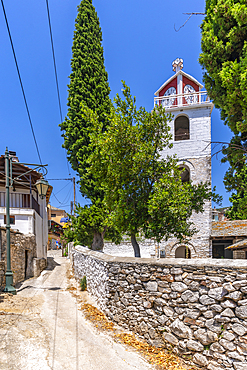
[225,166,247,220]
[63,201,121,250]
[200,0,247,134]
[200,0,247,219]
[88,83,214,257]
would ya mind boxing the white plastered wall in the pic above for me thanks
[0,186,48,259]
[159,105,212,258]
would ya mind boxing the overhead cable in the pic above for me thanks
[52,192,63,205]
[1,0,43,165]
[45,0,71,176]
[47,178,73,181]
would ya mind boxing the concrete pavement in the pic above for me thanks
[0,250,153,370]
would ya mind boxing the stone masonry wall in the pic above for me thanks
[0,261,4,288]
[72,246,247,370]
[0,227,37,287]
[160,157,212,259]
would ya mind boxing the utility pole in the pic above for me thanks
[4,148,16,295]
[73,177,75,215]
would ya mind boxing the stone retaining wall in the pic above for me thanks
[0,261,4,288]
[0,227,40,288]
[72,246,247,370]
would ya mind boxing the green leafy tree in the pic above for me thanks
[199,0,247,219]
[89,83,215,257]
[225,168,247,220]
[63,201,121,249]
[199,0,247,134]
[60,0,112,249]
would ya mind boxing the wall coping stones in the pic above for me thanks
[75,245,247,269]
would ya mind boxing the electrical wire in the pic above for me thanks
[61,184,73,204]
[51,184,72,206]
[52,192,64,205]
[52,181,71,196]
[47,178,73,181]
[45,0,62,124]
[45,0,71,176]
[1,0,43,166]
[49,204,71,209]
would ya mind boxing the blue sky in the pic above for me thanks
[0,0,232,213]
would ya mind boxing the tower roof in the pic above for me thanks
[154,69,203,96]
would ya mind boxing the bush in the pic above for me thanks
[80,276,87,291]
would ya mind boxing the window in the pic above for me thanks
[174,116,189,141]
[179,166,190,183]
[51,214,56,218]
[4,215,15,225]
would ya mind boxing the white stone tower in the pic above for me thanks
[154,59,213,258]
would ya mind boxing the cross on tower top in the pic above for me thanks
[172,58,183,72]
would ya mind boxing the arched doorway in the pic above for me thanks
[175,246,191,258]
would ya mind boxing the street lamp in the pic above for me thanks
[4,148,49,295]
[35,177,49,200]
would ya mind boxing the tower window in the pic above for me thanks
[174,116,190,141]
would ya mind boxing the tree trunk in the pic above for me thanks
[131,233,141,257]
[91,231,104,252]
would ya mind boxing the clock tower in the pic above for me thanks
[154,59,214,258]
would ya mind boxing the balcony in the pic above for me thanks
[0,192,40,216]
[154,90,212,110]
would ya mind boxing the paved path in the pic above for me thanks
[0,250,153,370]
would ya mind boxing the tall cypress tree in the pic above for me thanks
[60,0,111,198]
[60,0,112,249]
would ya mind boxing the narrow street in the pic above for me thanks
[0,250,153,370]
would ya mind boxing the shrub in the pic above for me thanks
[80,276,87,291]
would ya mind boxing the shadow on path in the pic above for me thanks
[46,256,61,270]
[15,255,61,291]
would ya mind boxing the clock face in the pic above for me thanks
[162,87,176,107]
[184,84,198,104]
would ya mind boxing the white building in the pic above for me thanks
[154,58,214,258]
[0,154,52,259]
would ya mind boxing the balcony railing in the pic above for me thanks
[0,192,40,216]
[154,90,211,109]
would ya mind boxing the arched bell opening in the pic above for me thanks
[174,116,190,141]
[179,166,190,183]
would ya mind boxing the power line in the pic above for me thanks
[51,183,72,206]
[1,0,43,165]
[52,192,63,205]
[47,178,73,181]
[62,184,73,204]
[45,0,71,176]
[53,181,71,196]
[45,0,63,123]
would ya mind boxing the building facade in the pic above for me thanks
[0,154,52,259]
[154,58,213,258]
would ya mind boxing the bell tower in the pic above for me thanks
[154,59,214,258]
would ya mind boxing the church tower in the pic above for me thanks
[154,59,214,258]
